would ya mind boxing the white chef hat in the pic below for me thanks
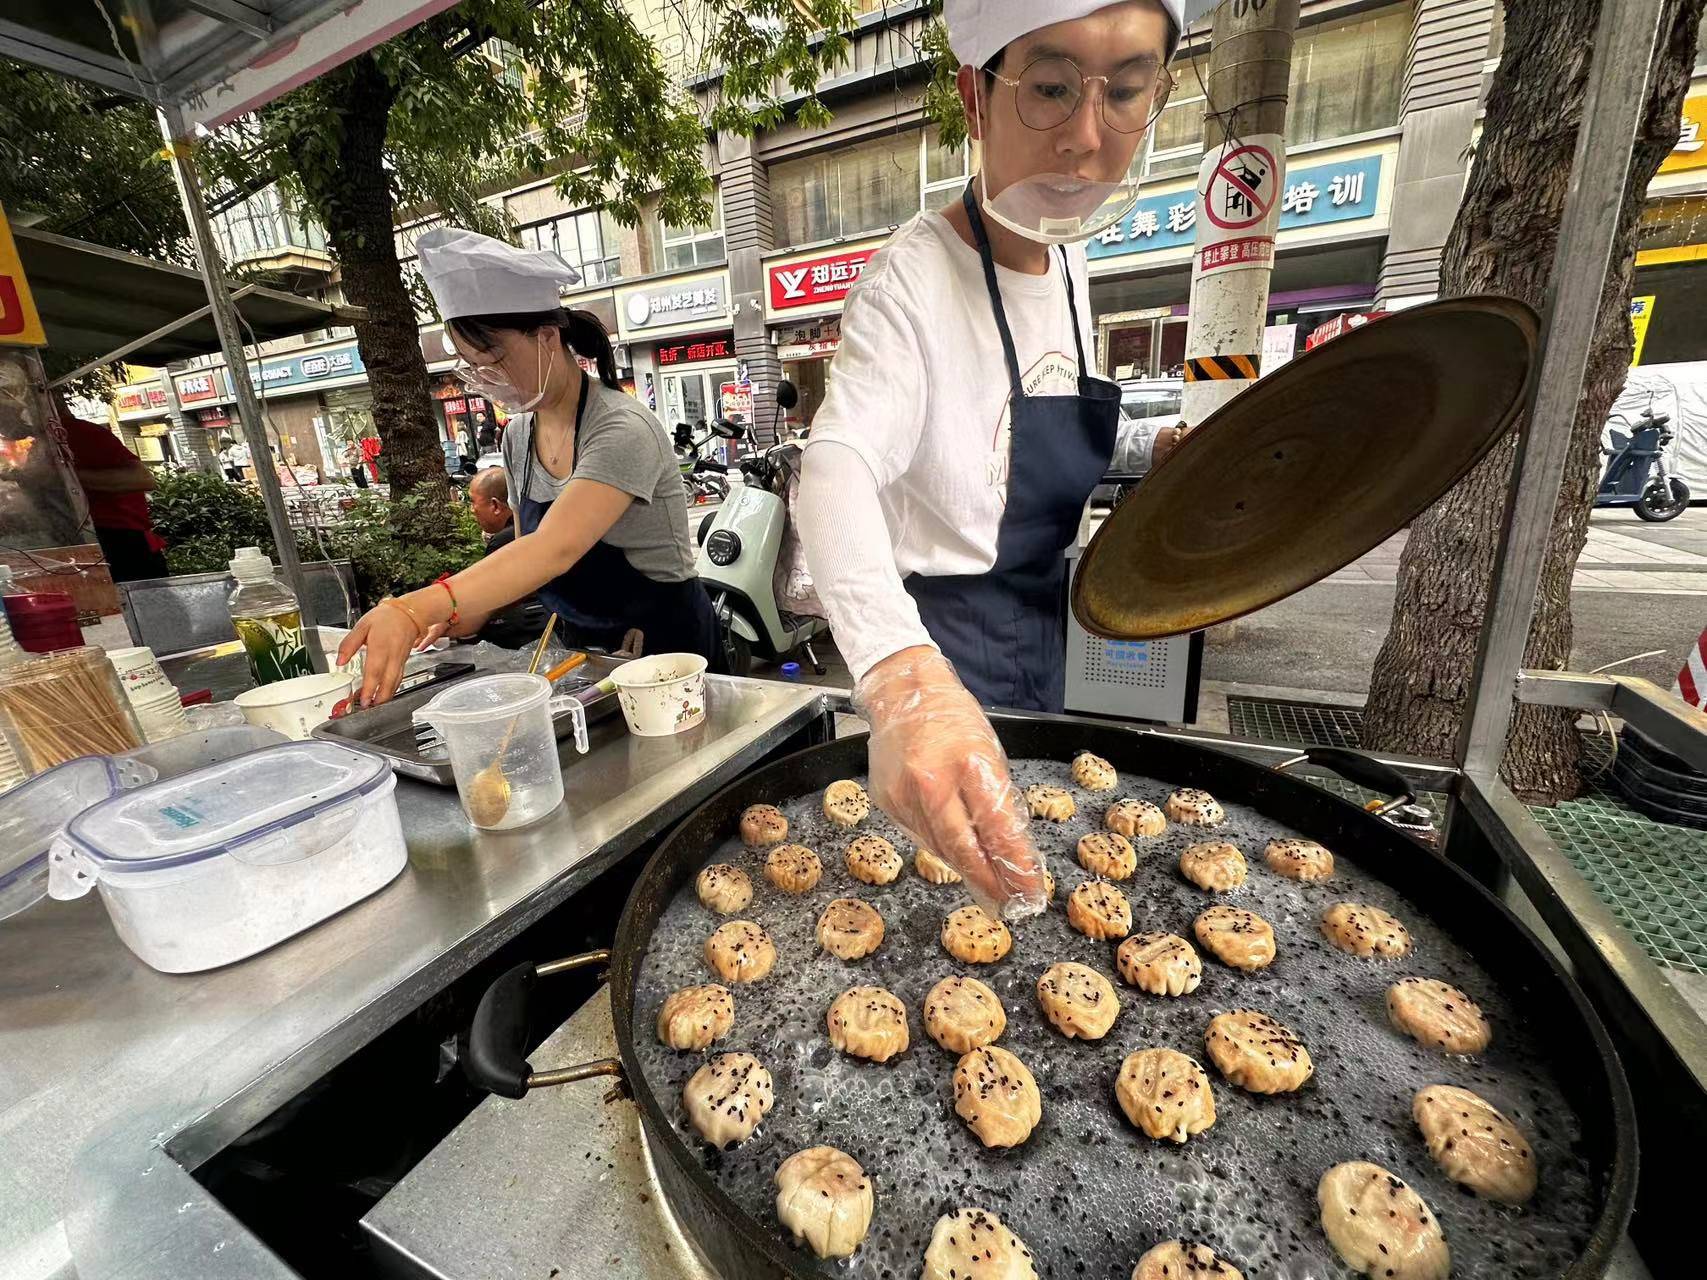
[945,0,1188,71]
[415,226,580,320]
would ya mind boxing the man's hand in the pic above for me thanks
[1150,421,1189,469]
[855,647,1047,919]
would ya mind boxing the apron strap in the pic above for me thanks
[1058,246,1090,378]
[962,182,1026,398]
[519,370,591,501]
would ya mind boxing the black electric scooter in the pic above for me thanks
[1598,394,1690,522]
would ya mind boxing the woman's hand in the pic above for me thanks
[336,602,425,707]
[856,646,1047,920]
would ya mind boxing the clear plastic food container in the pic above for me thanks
[48,741,406,973]
[0,754,156,922]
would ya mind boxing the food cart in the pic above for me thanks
[3,1,1706,1278]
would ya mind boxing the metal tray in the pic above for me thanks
[313,655,625,785]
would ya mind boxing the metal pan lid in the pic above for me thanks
[1072,295,1539,639]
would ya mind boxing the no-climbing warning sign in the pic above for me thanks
[1194,136,1284,276]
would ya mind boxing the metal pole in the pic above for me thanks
[155,102,325,670]
[1457,0,1670,779]
[1179,0,1300,426]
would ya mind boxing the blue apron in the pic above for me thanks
[516,376,721,663]
[903,185,1121,712]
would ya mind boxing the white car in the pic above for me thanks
[474,451,504,472]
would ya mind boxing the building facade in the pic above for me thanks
[140,1,1707,471]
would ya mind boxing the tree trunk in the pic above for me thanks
[1361,0,1702,803]
[280,54,449,506]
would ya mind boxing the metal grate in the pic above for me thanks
[1530,736,1707,975]
[1081,636,1168,689]
[1226,694,1365,748]
[1220,697,1707,973]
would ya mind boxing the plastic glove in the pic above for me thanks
[856,646,1047,920]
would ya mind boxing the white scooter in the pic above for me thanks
[694,381,827,677]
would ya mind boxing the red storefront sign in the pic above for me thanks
[658,334,733,366]
[197,408,233,430]
[1304,310,1387,351]
[767,247,875,312]
[114,386,169,413]
[176,372,219,404]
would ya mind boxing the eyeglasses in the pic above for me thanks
[992,55,1176,135]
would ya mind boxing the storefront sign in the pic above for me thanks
[250,342,366,392]
[617,273,729,334]
[775,317,842,362]
[1089,154,1384,263]
[114,384,169,417]
[197,407,234,430]
[174,369,227,405]
[1304,310,1387,351]
[1661,95,1707,174]
[0,203,44,347]
[657,333,734,366]
[1630,296,1657,366]
[768,247,877,312]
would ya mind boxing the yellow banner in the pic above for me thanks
[0,203,46,347]
[1660,95,1707,174]
[1630,295,1656,366]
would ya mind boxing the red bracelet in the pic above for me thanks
[432,573,461,626]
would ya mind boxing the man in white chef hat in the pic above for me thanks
[336,226,719,703]
[795,0,1187,919]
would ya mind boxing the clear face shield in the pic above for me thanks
[449,326,555,413]
[973,52,1176,245]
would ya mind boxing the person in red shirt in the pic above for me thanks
[57,413,170,582]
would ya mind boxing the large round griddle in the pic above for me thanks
[600,720,1632,1280]
[1073,296,1538,639]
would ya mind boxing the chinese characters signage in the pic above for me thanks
[114,384,169,416]
[1088,154,1383,263]
[174,370,226,404]
[1660,95,1707,174]
[768,247,877,312]
[617,273,730,334]
[250,342,365,391]
[657,334,734,366]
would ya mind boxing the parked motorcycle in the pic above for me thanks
[693,381,827,677]
[673,420,732,507]
[1598,393,1690,522]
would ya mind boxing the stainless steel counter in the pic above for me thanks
[361,986,716,1280]
[0,675,831,1280]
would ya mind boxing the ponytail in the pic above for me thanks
[559,308,620,390]
[449,306,621,391]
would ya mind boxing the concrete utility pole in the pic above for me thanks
[1180,0,1301,426]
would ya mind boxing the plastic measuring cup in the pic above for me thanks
[412,673,588,830]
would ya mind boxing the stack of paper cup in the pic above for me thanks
[109,647,190,744]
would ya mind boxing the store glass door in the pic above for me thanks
[661,366,739,455]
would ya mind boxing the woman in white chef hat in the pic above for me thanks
[337,228,720,704]
[795,0,1186,916]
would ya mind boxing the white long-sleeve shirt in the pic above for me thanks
[797,209,1101,683]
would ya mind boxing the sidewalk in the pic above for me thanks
[1322,519,1707,596]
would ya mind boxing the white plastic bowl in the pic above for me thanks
[233,672,353,740]
[607,653,709,736]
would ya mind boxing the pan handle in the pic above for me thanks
[1274,745,1416,815]
[464,950,621,1098]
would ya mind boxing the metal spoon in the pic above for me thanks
[466,617,557,827]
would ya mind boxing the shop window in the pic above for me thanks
[660,190,726,271]
[1146,4,1413,178]
[519,209,623,284]
[772,128,972,246]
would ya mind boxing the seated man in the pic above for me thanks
[467,467,549,647]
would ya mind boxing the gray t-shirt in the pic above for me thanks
[501,382,694,582]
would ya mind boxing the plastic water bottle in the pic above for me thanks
[227,547,312,685]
